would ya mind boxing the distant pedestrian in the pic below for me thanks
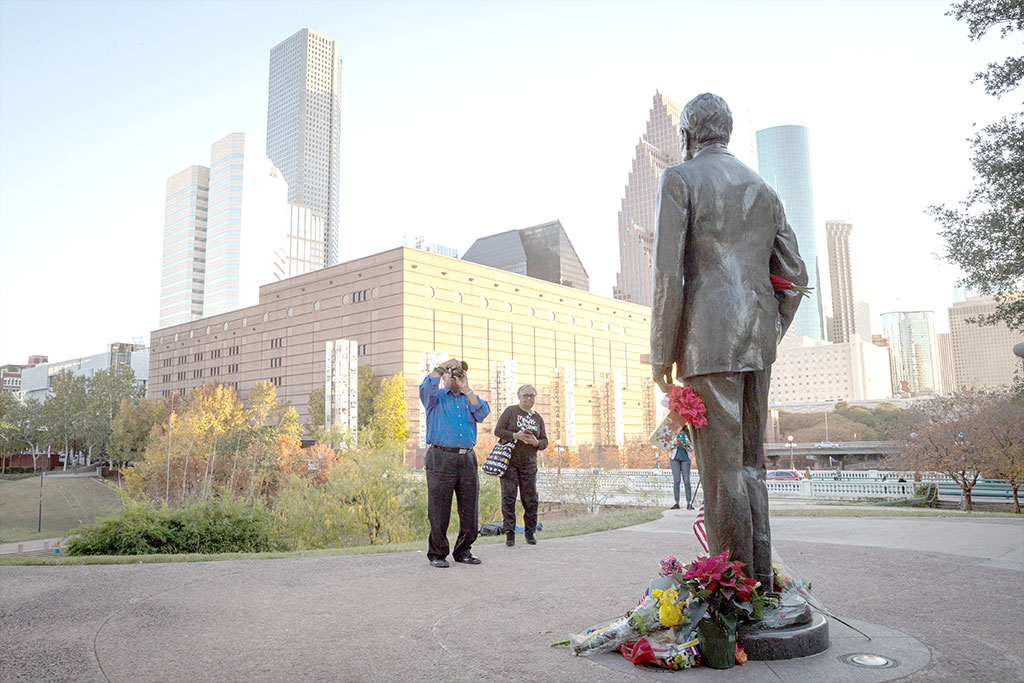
[419,358,490,568]
[494,385,548,546]
[670,431,694,510]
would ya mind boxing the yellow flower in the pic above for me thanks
[651,587,684,626]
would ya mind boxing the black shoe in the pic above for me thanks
[454,554,482,564]
[686,504,694,510]
[430,559,449,568]
[670,503,680,510]
[506,532,515,546]
[525,532,537,545]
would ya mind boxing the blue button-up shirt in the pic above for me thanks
[419,374,490,449]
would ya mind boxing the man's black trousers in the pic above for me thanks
[425,446,479,562]
[500,455,538,534]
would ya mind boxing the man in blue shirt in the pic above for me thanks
[419,358,490,568]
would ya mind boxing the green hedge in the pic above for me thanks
[67,496,286,555]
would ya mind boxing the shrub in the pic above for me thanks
[66,495,285,555]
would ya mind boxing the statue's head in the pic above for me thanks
[681,93,732,160]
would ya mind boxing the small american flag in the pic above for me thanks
[693,505,708,553]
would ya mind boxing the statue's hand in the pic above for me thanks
[653,364,674,392]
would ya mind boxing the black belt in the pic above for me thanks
[428,444,472,454]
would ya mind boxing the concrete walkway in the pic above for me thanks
[1,509,1021,682]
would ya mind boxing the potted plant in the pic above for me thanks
[677,551,764,669]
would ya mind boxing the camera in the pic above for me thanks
[449,367,465,379]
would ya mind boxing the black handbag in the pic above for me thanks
[481,440,514,476]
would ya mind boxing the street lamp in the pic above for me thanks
[788,435,795,470]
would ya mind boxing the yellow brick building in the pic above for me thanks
[149,247,657,464]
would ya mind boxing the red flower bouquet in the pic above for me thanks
[770,273,813,298]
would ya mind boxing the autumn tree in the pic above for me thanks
[6,398,46,472]
[619,436,658,468]
[898,394,996,511]
[42,370,88,469]
[979,393,1024,513]
[307,386,325,430]
[357,366,382,431]
[108,395,178,469]
[84,365,143,460]
[124,382,300,505]
[368,373,410,448]
[930,0,1024,331]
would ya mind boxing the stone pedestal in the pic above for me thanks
[738,593,830,660]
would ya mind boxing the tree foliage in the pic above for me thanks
[367,373,410,448]
[42,370,89,468]
[123,382,302,506]
[930,0,1024,331]
[84,365,144,459]
[357,365,381,431]
[274,444,427,548]
[897,392,1023,511]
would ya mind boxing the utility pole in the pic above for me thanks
[37,470,44,533]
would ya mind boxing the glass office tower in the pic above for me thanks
[880,310,941,396]
[756,125,823,339]
[267,28,342,268]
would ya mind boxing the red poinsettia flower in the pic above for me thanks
[667,385,708,430]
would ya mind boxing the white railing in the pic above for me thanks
[535,469,919,506]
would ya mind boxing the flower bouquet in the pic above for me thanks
[772,550,870,640]
[770,273,813,298]
[648,385,707,450]
[673,551,765,669]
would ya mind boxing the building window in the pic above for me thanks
[352,289,370,303]
[163,358,172,367]
[211,349,221,359]
[227,364,239,374]
[193,352,203,362]
[227,346,239,356]
[270,376,283,387]
[178,355,187,365]
[270,338,283,349]
[193,369,203,379]
[270,357,282,368]
[177,372,187,381]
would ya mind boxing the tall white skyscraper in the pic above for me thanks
[160,133,289,327]
[826,220,857,343]
[160,166,209,327]
[267,28,342,269]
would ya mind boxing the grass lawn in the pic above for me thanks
[0,476,123,543]
[0,505,664,566]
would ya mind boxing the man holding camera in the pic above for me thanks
[419,358,490,568]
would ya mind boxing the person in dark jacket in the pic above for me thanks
[493,385,548,546]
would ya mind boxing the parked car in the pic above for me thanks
[815,441,840,449]
[766,470,803,481]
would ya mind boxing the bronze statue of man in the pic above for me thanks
[649,93,807,588]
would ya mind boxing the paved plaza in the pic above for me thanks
[1,509,1021,682]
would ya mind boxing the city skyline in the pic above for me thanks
[0,0,1015,363]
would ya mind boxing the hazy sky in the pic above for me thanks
[0,0,1015,364]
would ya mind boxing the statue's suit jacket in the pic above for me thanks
[650,143,807,379]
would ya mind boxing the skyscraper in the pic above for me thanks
[826,220,856,342]
[160,133,290,327]
[267,28,342,268]
[880,310,941,396]
[756,125,824,339]
[613,92,683,306]
[949,295,1022,391]
[160,165,209,327]
[463,220,589,291]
